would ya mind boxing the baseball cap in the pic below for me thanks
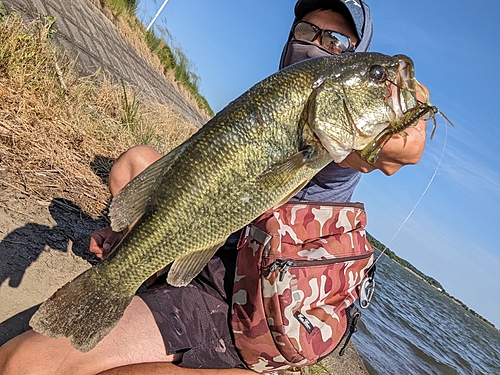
[294,0,367,41]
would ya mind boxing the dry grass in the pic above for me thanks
[277,363,333,375]
[88,0,166,76]
[0,13,197,218]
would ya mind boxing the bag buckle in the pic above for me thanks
[237,225,251,250]
[237,224,272,251]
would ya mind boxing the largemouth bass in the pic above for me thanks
[30,53,426,352]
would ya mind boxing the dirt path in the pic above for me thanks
[0,191,107,344]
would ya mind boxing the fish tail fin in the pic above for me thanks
[29,267,134,352]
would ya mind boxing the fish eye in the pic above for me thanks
[369,65,388,83]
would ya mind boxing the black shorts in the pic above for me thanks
[138,237,247,369]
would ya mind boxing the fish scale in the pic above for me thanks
[30,52,423,352]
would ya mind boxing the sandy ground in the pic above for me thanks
[0,190,368,374]
[0,191,105,344]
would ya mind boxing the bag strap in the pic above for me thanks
[237,224,272,250]
[338,305,362,356]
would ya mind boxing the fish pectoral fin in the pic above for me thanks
[256,148,314,191]
[109,142,189,232]
[166,241,225,287]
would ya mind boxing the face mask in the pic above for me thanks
[280,39,334,69]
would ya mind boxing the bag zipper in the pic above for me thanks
[284,201,366,210]
[266,252,373,282]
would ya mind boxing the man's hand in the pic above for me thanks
[89,227,124,259]
[339,121,427,175]
[339,84,429,176]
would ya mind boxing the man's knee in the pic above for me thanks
[0,332,39,375]
[0,351,25,375]
[0,331,94,375]
[109,145,161,196]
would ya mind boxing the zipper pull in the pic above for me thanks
[339,310,361,356]
[266,260,294,280]
[267,260,284,278]
[279,260,294,281]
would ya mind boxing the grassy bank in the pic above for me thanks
[91,0,213,117]
[0,11,197,218]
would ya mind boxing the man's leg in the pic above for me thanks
[89,145,162,258]
[109,145,161,196]
[0,297,178,375]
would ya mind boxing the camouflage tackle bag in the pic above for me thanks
[231,202,376,373]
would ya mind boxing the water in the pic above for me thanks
[352,252,500,375]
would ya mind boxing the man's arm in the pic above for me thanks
[97,362,254,375]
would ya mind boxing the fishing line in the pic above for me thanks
[373,115,449,265]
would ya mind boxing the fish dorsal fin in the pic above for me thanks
[109,143,187,232]
[166,241,225,287]
[256,147,314,192]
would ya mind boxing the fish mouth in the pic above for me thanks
[389,55,418,119]
[309,54,420,164]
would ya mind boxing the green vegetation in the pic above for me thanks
[367,233,444,290]
[367,233,497,329]
[144,28,212,115]
[100,0,138,17]
[97,0,213,117]
[282,362,334,375]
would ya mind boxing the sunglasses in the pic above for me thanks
[292,20,355,54]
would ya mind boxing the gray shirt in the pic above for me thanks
[292,162,361,202]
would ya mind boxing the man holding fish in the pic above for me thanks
[0,1,428,374]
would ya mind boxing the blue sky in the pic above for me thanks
[136,0,500,328]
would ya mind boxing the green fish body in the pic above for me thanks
[30,53,420,351]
